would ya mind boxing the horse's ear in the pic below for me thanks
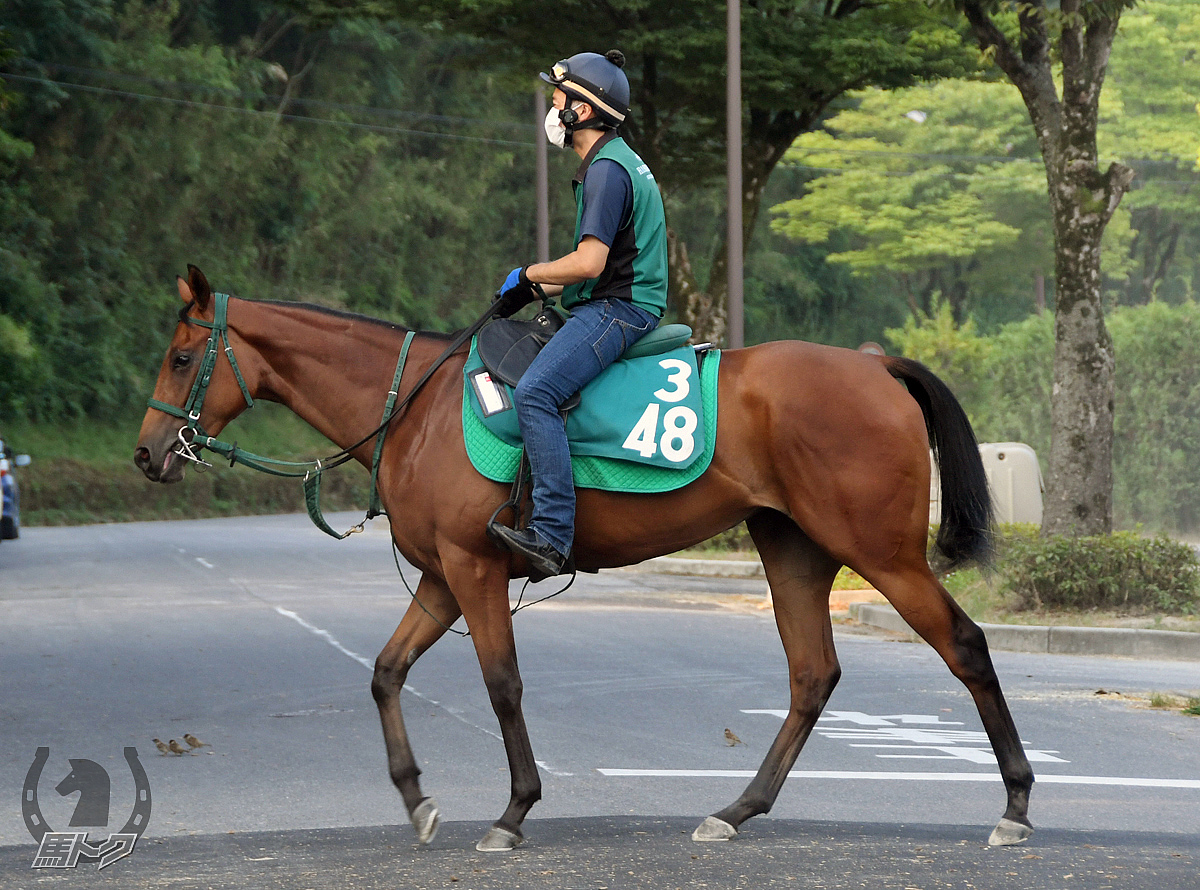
[176,274,193,305]
[186,264,213,312]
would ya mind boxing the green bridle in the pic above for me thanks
[146,288,506,538]
[146,291,414,537]
[147,292,254,453]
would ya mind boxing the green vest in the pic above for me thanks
[562,136,669,318]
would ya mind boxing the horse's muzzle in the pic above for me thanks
[134,442,185,483]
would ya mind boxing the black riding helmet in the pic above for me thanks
[540,49,630,128]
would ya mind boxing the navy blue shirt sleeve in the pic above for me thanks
[577,158,633,248]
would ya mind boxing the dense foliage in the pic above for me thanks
[0,0,580,418]
[889,299,1200,532]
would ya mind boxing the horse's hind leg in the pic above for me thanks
[371,573,462,844]
[863,558,1035,845]
[695,510,842,841]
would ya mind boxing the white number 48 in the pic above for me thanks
[622,359,699,463]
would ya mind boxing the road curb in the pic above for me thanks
[640,556,766,578]
[641,557,1199,661]
[849,603,1200,662]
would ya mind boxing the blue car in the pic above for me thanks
[0,437,30,541]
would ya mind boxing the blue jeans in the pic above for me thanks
[513,298,658,556]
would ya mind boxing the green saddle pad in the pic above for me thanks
[462,341,721,493]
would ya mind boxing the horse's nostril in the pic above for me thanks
[134,446,151,468]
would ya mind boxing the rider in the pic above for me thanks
[490,49,668,577]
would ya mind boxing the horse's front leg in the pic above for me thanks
[449,557,542,852]
[695,511,843,841]
[371,573,462,844]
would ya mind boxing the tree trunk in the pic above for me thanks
[960,0,1135,536]
[1040,141,1134,534]
[1043,203,1116,536]
[669,226,726,345]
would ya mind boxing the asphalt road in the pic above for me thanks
[1,513,1197,889]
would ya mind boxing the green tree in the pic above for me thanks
[1102,1,1200,305]
[1,1,562,418]
[884,297,993,412]
[374,0,978,344]
[771,79,1052,325]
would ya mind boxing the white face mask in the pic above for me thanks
[543,103,584,149]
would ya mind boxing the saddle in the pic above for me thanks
[476,304,697,571]
[476,303,694,389]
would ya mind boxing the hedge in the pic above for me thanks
[19,458,371,527]
[1001,530,1200,614]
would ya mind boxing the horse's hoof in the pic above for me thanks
[692,816,738,842]
[988,817,1033,846]
[412,798,440,845]
[476,825,523,852]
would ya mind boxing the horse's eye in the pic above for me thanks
[172,353,192,370]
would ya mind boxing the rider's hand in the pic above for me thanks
[492,266,536,317]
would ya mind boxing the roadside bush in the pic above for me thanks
[21,458,371,526]
[1002,531,1200,614]
[695,523,756,553]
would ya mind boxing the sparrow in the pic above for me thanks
[153,738,171,756]
[168,739,190,755]
[183,733,210,749]
[724,728,744,747]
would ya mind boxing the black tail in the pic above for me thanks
[882,356,994,570]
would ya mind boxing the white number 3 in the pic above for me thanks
[654,359,691,403]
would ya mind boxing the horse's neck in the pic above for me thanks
[234,300,435,455]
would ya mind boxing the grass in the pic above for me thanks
[938,565,1200,631]
[5,402,339,465]
[1148,693,1200,716]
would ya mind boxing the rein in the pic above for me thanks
[147,291,508,538]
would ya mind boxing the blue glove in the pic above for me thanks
[493,265,536,317]
[500,266,525,295]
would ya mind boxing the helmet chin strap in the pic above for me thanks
[562,114,610,147]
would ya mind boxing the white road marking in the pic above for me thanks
[745,709,1069,764]
[271,605,572,777]
[274,606,374,669]
[596,769,1200,789]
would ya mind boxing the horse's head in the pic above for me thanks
[134,265,255,483]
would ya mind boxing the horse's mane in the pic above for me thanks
[178,297,463,341]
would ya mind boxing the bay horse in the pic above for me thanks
[135,265,1034,852]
